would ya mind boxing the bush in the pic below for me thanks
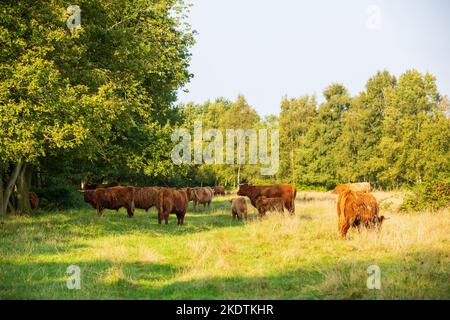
[401,179,450,211]
[34,176,86,210]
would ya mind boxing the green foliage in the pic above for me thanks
[35,176,85,210]
[402,179,450,211]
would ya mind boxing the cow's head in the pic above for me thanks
[181,187,192,200]
[237,183,252,196]
[81,190,96,204]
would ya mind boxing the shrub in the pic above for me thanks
[401,179,450,211]
[34,176,86,210]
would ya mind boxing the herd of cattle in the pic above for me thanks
[74,181,384,239]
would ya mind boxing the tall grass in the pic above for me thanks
[0,192,448,299]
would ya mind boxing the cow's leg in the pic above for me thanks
[97,206,103,217]
[339,222,350,239]
[158,212,162,224]
[164,213,169,225]
[127,206,134,218]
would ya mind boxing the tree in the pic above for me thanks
[279,95,317,183]
[0,0,194,214]
[379,70,448,187]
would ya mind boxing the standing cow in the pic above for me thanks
[212,186,226,196]
[157,188,190,225]
[333,182,371,194]
[191,187,214,209]
[134,187,160,212]
[237,183,297,214]
[332,186,384,239]
[82,186,135,217]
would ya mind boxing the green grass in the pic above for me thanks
[0,192,449,299]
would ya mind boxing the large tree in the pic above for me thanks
[0,0,194,214]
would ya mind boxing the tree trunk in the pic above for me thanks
[237,165,241,186]
[16,164,32,214]
[1,161,23,215]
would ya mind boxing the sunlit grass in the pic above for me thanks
[0,192,448,299]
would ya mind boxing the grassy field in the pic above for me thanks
[0,191,449,300]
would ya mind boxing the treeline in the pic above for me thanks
[180,70,450,190]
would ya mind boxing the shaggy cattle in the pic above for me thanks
[332,187,384,239]
[212,186,225,195]
[134,187,160,211]
[82,181,119,190]
[229,197,248,221]
[237,183,297,214]
[332,182,371,194]
[255,196,285,216]
[191,187,214,209]
[29,192,39,210]
[157,188,191,225]
[82,186,135,217]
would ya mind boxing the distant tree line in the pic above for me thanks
[181,70,449,191]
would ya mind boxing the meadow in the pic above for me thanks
[0,191,448,300]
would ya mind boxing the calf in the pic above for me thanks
[255,196,285,216]
[237,183,297,214]
[157,188,190,225]
[191,187,214,209]
[229,197,248,221]
[82,186,135,217]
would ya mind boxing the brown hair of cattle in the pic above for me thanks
[337,190,384,239]
[255,196,285,216]
[134,187,161,211]
[213,186,226,195]
[191,187,214,209]
[332,182,371,194]
[229,197,248,221]
[237,183,296,214]
[29,192,39,210]
[82,186,135,217]
[157,188,190,225]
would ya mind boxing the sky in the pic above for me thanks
[177,0,450,116]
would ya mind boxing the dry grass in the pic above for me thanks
[0,191,448,299]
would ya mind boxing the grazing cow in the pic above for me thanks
[157,188,190,225]
[332,187,384,239]
[134,187,160,212]
[237,183,297,214]
[191,187,214,209]
[332,182,371,194]
[229,197,248,221]
[82,186,135,217]
[29,192,39,210]
[255,196,285,216]
[82,181,119,190]
[212,186,226,196]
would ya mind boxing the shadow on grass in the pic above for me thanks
[1,248,448,299]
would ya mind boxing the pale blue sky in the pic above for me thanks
[177,0,450,115]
